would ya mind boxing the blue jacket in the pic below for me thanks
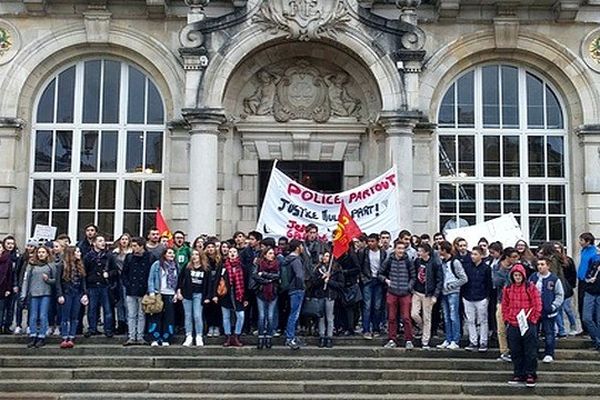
[462,260,492,302]
[578,245,597,281]
[147,260,179,294]
[529,272,564,318]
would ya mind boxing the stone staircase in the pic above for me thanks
[0,335,599,400]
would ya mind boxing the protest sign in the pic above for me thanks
[445,213,524,248]
[256,165,400,240]
[32,224,57,242]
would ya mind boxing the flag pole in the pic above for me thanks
[324,252,334,290]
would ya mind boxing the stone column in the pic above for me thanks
[183,109,226,238]
[0,118,23,237]
[380,111,419,231]
[576,125,600,236]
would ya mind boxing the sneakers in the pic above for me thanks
[183,335,194,347]
[195,335,204,347]
[285,338,300,350]
[498,352,512,362]
[384,340,397,348]
[150,341,160,347]
[478,346,488,353]
[447,342,460,350]
[465,343,477,352]
[161,342,170,347]
[436,340,450,349]
[508,376,524,385]
[405,341,414,350]
[26,338,37,348]
[542,355,554,363]
[53,327,61,336]
[60,340,70,349]
[568,328,582,336]
[422,343,431,350]
[35,338,46,348]
[525,375,536,388]
[362,332,373,340]
[13,327,22,335]
[123,338,137,347]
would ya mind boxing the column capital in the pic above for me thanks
[182,108,226,134]
[378,110,421,136]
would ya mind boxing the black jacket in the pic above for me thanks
[360,248,387,284]
[309,264,344,300]
[412,256,443,298]
[585,259,600,295]
[84,250,119,288]
[122,251,154,297]
[285,253,305,292]
[338,249,361,287]
[177,266,210,300]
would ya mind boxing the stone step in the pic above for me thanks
[0,355,597,372]
[0,379,599,396]
[1,367,599,384]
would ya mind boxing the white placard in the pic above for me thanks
[445,213,524,248]
[517,308,530,336]
[256,165,401,241]
[32,224,57,242]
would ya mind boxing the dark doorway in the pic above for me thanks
[258,161,344,209]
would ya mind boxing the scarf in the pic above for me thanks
[162,260,178,290]
[225,257,245,303]
[259,258,279,302]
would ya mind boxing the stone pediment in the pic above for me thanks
[240,59,364,123]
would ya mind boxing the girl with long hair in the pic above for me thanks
[56,246,88,348]
[177,249,209,346]
[220,247,247,347]
[252,246,280,349]
[204,240,223,337]
[113,233,132,334]
[310,251,343,348]
[514,240,537,277]
[147,248,180,346]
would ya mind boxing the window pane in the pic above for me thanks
[438,86,455,127]
[98,180,116,209]
[145,131,163,173]
[31,211,49,235]
[458,136,475,177]
[144,181,162,210]
[503,185,521,214]
[546,86,563,129]
[528,185,546,214]
[458,184,475,214]
[526,73,544,128]
[80,130,99,172]
[32,180,51,209]
[123,212,141,236]
[439,136,456,177]
[502,136,519,177]
[548,185,565,214]
[37,79,55,123]
[34,130,53,172]
[100,131,118,172]
[126,131,144,172]
[547,136,564,177]
[124,180,142,209]
[52,180,70,209]
[77,212,95,240]
[79,180,96,209]
[549,217,566,243]
[484,184,500,214]
[529,216,546,246]
[128,67,146,124]
[482,66,499,128]
[56,66,76,123]
[501,66,519,128]
[483,136,500,177]
[439,184,456,213]
[143,212,155,237]
[457,72,474,127]
[51,211,68,236]
[102,60,121,124]
[527,136,545,177]
[147,81,164,124]
[82,60,101,123]
[54,130,73,172]
[97,212,115,239]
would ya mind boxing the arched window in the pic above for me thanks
[29,59,165,240]
[437,65,568,246]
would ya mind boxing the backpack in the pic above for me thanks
[279,257,293,293]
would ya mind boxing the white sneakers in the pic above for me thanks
[568,329,582,336]
[150,341,160,347]
[542,355,554,363]
[447,342,460,350]
[196,335,204,347]
[13,327,22,335]
[161,342,170,347]
[183,335,194,347]
[436,340,450,349]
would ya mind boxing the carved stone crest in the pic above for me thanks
[242,60,362,123]
[252,0,349,41]
[0,20,20,65]
[581,28,600,73]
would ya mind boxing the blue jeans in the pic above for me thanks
[286,290,305,340]
[87,286,113,335]
[362,280,383,334]
[541,316,556,356]
[582,292,600,346]
[28,296,51,338]
[556,297,577,335]
[222,306,244,335]
[442,292,461,343]
[60,287,83,339]
[183,293,204,336]
[257,297,277,337]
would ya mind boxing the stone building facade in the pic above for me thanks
[0,0,599,249]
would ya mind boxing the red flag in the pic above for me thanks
[156,208,173,248]
[332,202,362,259]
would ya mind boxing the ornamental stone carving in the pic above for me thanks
[242,60,363,123]
[581,28,600,73]
[252,0,350,41]
[0,20,20,65]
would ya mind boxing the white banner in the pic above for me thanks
[256,165,401,241]
[33,224,57,242]
[445,213,524,248]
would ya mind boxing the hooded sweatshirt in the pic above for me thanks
[0,252,13,296]
[501,264,542,327]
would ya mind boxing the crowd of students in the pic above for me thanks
[0,224,600,388]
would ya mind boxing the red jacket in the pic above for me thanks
[501,264,542,327]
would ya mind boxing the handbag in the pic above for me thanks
[141,293,164,315]
[301,297,325,318]
[342,283,363,306]
[216,277,228,297]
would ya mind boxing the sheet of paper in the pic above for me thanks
[517,309,529,336]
